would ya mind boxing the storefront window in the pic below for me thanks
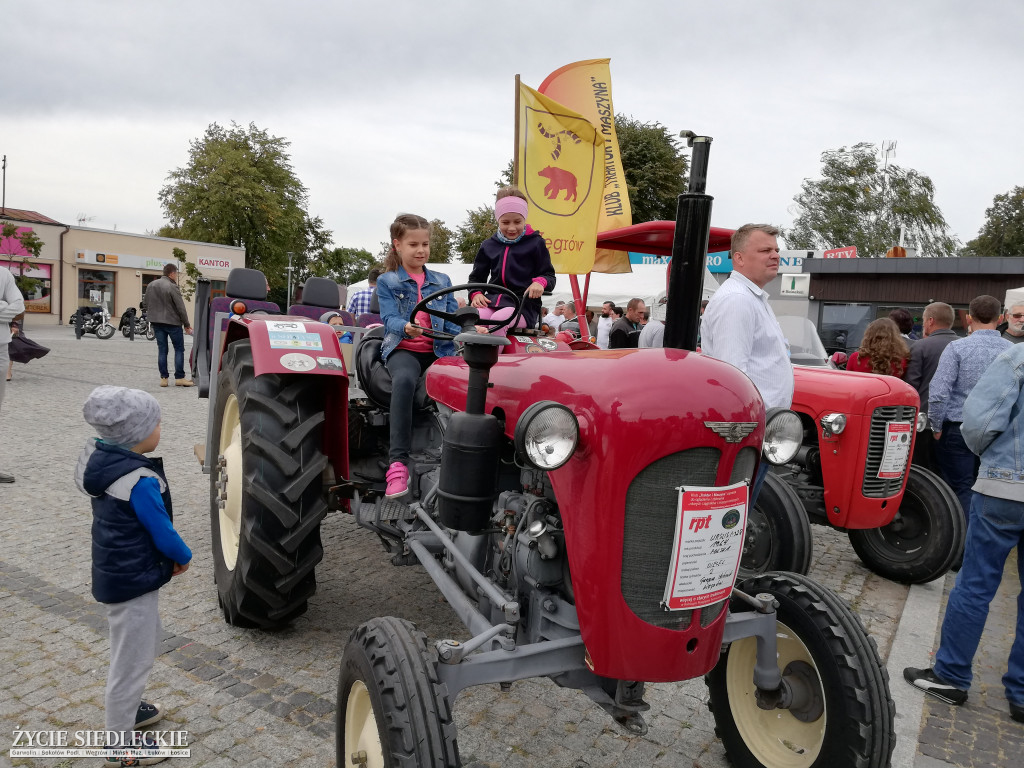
[2,260,52,313]
[78,269,115,314]
[211,280,226,300]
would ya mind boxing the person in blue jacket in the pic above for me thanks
[76,385,192,765]
[377,213,461,499]
[468,187,556,330]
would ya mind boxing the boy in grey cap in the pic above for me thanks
[76,385,192,766]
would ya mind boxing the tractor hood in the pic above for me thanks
[792,365,920,416]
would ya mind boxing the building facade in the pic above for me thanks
[1,208,243,326]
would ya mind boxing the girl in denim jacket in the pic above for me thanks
[376,214,461,498]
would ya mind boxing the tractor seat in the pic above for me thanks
[209,268,281,350]
[354,326,429,410]
[287,276,345,322]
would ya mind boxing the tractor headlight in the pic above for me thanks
[515,402,579,470]
[763,408,802,465]
[917,411,929,432]
[820,412,847,437]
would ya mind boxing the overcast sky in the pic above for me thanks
[6,1,1022,263]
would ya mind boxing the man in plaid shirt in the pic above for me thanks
[347,268,381,316]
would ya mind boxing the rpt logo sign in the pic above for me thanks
[689,515,713,533]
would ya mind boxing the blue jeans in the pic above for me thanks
[152,323,185,380]
[935,422,980,529]
[750,461,771,508]
[934,492,1024,706]
[385,349,435,465]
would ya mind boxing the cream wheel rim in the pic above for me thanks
[345,680,384,768]
[217,394,243,571]
[724,620,826,767]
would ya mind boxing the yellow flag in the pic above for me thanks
[539,59,633,274]
[517,81,605,274]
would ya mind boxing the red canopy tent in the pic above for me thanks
[596,222,735,257]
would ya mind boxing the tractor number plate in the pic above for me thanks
[661,481,747,611]
[878,421,913,479]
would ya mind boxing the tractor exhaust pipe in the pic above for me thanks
[663,134,713,352]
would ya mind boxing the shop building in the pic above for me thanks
[1,208,243,325]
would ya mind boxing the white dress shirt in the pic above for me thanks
[701,271,794,410]
[596,315,614,349]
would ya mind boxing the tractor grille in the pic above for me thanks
[862,405,917,498]
[621,447,757,630]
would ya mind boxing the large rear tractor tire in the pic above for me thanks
[707,572,895,768]
[848,464,965,584]
[337,617,459,768]
[210,340,328,628]
[740,472,813,578]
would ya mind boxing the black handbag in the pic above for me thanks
[8,332,50,364]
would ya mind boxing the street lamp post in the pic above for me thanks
[285,252,294,306]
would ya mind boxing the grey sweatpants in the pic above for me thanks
[105,589,162,745]
[0,344,8,413]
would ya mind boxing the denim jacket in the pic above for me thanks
[961,343,1024,501]
[377,266,461,361]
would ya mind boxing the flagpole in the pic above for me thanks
[513,74,521,185]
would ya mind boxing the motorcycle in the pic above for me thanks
[118,305,155,340]
[73,306,116,340]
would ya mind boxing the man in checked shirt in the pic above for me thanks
[929,294,1012,530]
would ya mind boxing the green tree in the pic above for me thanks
[157,121,332,287]
[429,219,455,263]
[615,115,689,223]
[455,206,494,264]
[786,142,958,258]
[0,223,44,296]
[963,186,1024,257]
[308,247,378,284]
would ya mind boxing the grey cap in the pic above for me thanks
[319,311,341,323]
[83,385,161,448]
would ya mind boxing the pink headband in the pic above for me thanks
[495,196,528,221]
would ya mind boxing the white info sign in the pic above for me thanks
[661,482,748,611]
[878,421,913,479]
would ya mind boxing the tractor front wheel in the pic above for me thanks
[337,617,459,768]
[707,572,894,768]
[740,472,813,577]
[210,340,328,628]
[848,464,965,584]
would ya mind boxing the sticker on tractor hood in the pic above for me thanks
[268,331,323,351]
[317,356,345,372]
[266,321,307,332]
[661,481,748,611]
[279,353,317,372]
[878,421,912,479]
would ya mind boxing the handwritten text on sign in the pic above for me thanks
[662,482,748,611]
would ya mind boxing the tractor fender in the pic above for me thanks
[227,315,349,378]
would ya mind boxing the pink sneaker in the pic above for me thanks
[385,462,409,499]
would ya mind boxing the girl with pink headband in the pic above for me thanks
[468,186,556,330]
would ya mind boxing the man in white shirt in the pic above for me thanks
[596,301,615,349]
[701,223,793,502]
[542,301,566,331]
[0,266,26,483]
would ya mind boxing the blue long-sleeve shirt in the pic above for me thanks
[131,477,192,564]
[928,329,1012,429]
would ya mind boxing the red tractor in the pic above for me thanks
[191,140,895,767]
[598,222,965,585]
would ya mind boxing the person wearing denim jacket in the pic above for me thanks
[377,266,460,362]
[376,214,463,499]
[904,342,1024,722]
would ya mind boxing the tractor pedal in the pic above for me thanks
[390,551,418,566]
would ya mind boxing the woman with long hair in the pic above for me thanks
[847,317,910,378]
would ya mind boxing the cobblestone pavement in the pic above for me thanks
[914,550,1024,768]
[1,327,911,767]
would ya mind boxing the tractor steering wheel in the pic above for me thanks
[409,283,524,341]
